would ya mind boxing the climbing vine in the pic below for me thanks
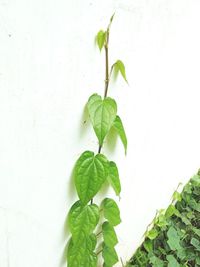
[127,172,200,266]
[67,15,128,267]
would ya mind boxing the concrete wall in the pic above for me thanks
[0,0,200,266]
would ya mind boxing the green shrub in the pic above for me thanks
[127,171,200,267]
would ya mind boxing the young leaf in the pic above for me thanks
[102,198,121,226]
[146,229,158,240]
[68,200,99,242]
[165,204,176,218]
[96,30,106,51]
[113,115,127,154]
[107,161,121,196]
[110,13,115,24]
[156,214,168,228]
[113,60,128,82]
[67,234,97,267]
[87,94,117,145]
[74,151,109,204]
[107,13,115,32]
[102,221,118,247]
[102,243,118,266]
[172,191,182,202]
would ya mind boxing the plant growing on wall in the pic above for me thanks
[127,171,200,267]
[67,15,128,267]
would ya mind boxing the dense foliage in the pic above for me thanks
[127,172,200,267]
[67,15,128,267]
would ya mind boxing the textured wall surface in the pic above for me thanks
[0,0,200,266]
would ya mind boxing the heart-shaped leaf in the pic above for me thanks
[74,151,109,204]
[67,234,97,267]
[68,200,99,242]
[87,94,117,145]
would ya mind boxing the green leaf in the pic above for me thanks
[102,243,118,266]
[180,214,191,225]
[68,201,99,242]
[149,255,164,267]
[67,234,97,267]
[156,214,168,228]
[74,151,109,204]
[172,191,182,202]
[96,30,106,51]
[191,174,200,185]
[107,161,121,196]
[143,239,153,253]
[87,94,117,145]
[67,237,74,260]
[191,238,200,251]
[167,227,181,251]
[112,115,127,154]
[146,229,158,240]
[128,173,200,266]
[197,257,200,265]
[106,13,115,35]
[189,198,200,212]
[102,221,118,247]
[102,198,121,226]
[167,255,180,267]
[67,234,97,260]
[165,204,176,218]
[192,227,200,237]
[113,60,128,82]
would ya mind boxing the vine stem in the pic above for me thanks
[98,28,110,154]
[90,24,111,206]
[96,231,102,237]
[120,257,125,267]
[97,249,103,256]
[103,44,109,99]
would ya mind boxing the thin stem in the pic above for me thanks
[120,257,125,267]
[96,231,102,237]
[98,29,110,154]
[91,27,111,203]
[98,145,102,154]
[103,44,109,99]
[97,249,103,256]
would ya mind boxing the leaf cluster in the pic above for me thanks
[127,173,200,267]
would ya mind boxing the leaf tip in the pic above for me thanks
[110,12,115,23]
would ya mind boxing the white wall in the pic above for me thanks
[1,0,200,266]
